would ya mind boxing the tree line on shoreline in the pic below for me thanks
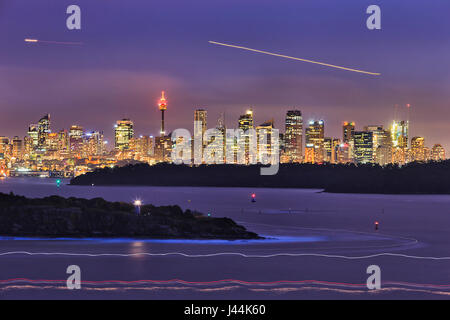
[70,160,450,194]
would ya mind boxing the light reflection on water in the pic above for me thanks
[0,235,326,244]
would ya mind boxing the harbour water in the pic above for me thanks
[1,177,450,299]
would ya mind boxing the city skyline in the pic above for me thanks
[1,99,445,170]
[0,100,439,149]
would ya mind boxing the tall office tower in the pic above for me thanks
[284,110,303,163]
[194,109,207,141]
[376,144,393,166]
[114,119,134,151]
[342,122,355,144]
[69,125,84,155]
[203,113,226,164]
[11,136,23,160]
[364,125,387,161]
[214,113,226,163]
[323,137,340,163]
[27,124,39,149]
[337,142,352,164]
[238,109,255,164]
[84,131,104,156]
[37,114,51,150]
[58,130,69,153]
[0,137,9,159]
[194,109,207,163]
[305,120,325,163]
[304,143,315,163]
[423,147,431,161]
[131,135,153,161]
[45,133,59,152]
[332,139,341,164]
[391,120,409,149]
[323,137,332,163]
[238,109,254,131]
[432,144,446,161]
[392,147,408,165]
[23,136,33,160]
[353,131,373,164]
[256,120,275,164]
[411,137,425,162]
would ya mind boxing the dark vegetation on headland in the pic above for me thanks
[0,193,260,239]
[71,161,450,194]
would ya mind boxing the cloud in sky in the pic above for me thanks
[0,0,449,150]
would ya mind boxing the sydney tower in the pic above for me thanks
[158,91,167,137]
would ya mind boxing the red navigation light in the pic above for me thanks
[158,91,167,111]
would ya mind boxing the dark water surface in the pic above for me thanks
[1,178,450,299]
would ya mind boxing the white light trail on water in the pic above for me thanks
[1,251,450,260]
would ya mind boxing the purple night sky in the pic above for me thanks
[0,0,449,149]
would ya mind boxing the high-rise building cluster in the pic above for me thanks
[0,93,446,177]
[296,119,446,165]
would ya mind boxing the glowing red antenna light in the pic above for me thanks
[158,91,167,111]
[158,91,167,137]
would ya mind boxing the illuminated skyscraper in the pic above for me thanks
[411,137,425,162]
[27,124,39,149]
[375,145,392,166]
[114,119,134,151]
[131,135,153,161]
[45,133,59,152]
[391,120,409,149]
[305,120,324,163]
[37,114,51,150]
[424,147,431,161]
[238,109,254,131]
[353,131,373,164]
[194,109,207,139]
[0,137,9,160]
[304,143,315,163]
[11,136,23,160]
[432,144,445,161]
[194,109,207,162]
[284,110,303,163]
[342,122,355,144]
[238,109,254,164]
[256,120,275,164]
[337,143,352,164]
[58,130,69,153]
[364,125,390,162]
[69,125,84,155]
[324,137,340,163]
[214,113,226,164]
[84,131,104,156]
